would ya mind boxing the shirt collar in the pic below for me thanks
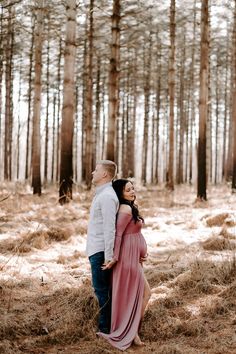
[95,181,112,195]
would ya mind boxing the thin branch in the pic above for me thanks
[0,194,11,203]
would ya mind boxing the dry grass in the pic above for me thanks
[151,343,197,354]
[74,219,88,235]
[201,235,235,251]
[1,185,236,353]
[220,225,236,239]
[145,268,181,288]
[0,281,98,352]
[56,250,84,264]
[205,213,232,227]
[0,227,72,254]
[173,257,236,295]
[141,299,205,341]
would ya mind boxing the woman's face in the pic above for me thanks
[123,182,135,202]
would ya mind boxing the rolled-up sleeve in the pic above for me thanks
[100,193,118,262]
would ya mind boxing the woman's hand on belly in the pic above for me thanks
[139,253,148,266]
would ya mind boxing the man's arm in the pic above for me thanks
[100,193,118,262]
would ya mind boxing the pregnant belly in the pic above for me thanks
[139,235,147,258]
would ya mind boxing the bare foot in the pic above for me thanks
[133,334,144,346]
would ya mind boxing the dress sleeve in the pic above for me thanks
[113,212,132,261]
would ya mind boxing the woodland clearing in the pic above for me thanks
[0,183,235,354]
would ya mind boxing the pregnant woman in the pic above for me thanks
[99,179,151,351]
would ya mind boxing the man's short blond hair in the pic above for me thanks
[97,160,117,179]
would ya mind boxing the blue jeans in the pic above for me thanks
[89,251,112,333]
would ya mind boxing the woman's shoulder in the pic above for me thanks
[118,204,132,214]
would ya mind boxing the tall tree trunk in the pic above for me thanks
[44,17,50,183]
[177,29,186,184]
[51,94,56,181]
[154,41,162,184]
[166,0,175,190]
[4,7,14,180]
[25,18,35,180]
[0,7,4,179]
[56,36,62,182]
[222,34,229,180]
[130,48,138,178]
[59,0,76,204]
[94,54,101,162]
[106,0,120,161]
[189,0,197,184]
[232,0,236,191]
[206,10,212,183]
[32,1,44,195]
[197,0,209,200]
[126,57,134,178]
[81,32,87,181]
[101,75,106,159]
[74,85,79,182]
[142,32,152,185]
[214,54,220,184]
[85,0,94,189]
[17,56,23,180]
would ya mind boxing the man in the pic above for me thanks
[86,160,119,334]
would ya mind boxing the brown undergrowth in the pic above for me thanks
[0,227,72,254]
[141,256,236,353]
[0,185,236,354]
[0,280,98,354]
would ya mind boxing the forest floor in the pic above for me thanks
[0,182,236,354]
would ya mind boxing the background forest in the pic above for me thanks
[0,0,235,200]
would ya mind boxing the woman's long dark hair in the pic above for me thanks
[112,179,144,223]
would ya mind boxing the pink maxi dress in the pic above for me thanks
[98,211,147,351]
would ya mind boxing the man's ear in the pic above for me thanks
[103,170,108,178]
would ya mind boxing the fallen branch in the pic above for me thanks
[0,194,11,203]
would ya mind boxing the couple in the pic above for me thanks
[86,160,151,351]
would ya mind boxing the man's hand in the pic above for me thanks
[101,259,117,270]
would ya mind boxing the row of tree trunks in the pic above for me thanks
[0,0,235,199]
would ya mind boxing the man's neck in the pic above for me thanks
[95,180,112,187]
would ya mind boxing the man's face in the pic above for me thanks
[92,164,107,186]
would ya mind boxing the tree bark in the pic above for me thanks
[85,0,94,189]
[232,0,236,191]
[4,6,14,180]
[106,0,120,161]
[59,0,76,204]
[166,0,175,190]
[44,17,50,183]
[25,17,35,180]
[177,29,186,184]
[32,1,44,195]
[189,0,197,184]
[197,0,209,200]
[56,36,62,182]
[0,7,4,178]
[142,32,152,185]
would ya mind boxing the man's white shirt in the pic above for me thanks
[86,182,119,262]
